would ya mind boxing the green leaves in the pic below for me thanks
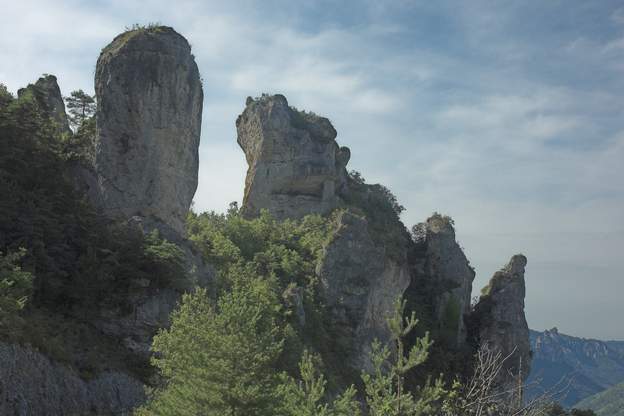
[363,297,445,416]
[64,89,95,130]
[141,278,285,416]
[0,248,33,316]
[277,350,361,416]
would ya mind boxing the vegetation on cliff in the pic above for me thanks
[0,83,189,378]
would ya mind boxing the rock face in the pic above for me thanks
[317,211,411,372]
[0,342,145,416]
[469,255,532,388]
[18,74,71,135]
[94,26,203,235]
[236,94,350,220]
[411,214,475,345]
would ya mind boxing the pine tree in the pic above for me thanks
[64,89,95,130]
[362,298,446,416]
[278,350,361,416]
[137,272,284,416]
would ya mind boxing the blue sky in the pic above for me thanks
[2,0,623,340]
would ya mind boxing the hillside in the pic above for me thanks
[0,25,534,415]
[574,382,624,416]
[528,328,624,407]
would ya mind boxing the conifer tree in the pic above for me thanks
[137,272,284,416]
[278,350,361,416]
[64,89,95,130]
[362,298,446,416]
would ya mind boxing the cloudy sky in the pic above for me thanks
[2,0,623,340]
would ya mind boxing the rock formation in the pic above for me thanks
[18,74,71,136]
[0,342,144,416]
[468,255,532,387]
[94,26,203,235]
[411,214,475,345]
[236,94,351,220]
[317,211,411,372]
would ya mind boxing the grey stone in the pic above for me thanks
[318,211,410,371]
[470,255,532,388]
[94,26,203,235]
[0,342,145,416]
[236,94,350,220]
[411,214,475,346]
[18,74,71,136]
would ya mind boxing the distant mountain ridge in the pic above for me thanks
[528,328,624,407]
[574,382,624,416]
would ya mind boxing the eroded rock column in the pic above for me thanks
[94,26,203,234]
[236,94,350,220]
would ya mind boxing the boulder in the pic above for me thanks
[236,94,350,220]
[94,26,203,235]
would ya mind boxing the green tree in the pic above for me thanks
[362,298,446,416]
[64,89,95,130]
[138,273,284,416]
[278,350,361,416]
[0,248,33,316]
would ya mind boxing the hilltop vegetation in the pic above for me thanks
[574,382,624,416]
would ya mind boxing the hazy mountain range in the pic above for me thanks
[528,328,624,408]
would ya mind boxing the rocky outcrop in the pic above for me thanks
[468,255,532,388]
[94,26,203,235]
[411,214,475,346]
[317,211,411,372]
[0,342,145,416]
[236,94,351,220]
[18,74,71,135]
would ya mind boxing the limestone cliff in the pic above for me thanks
[411,214,475,346]
[17,74,71,136]
[94,26,203,235]
[236,94,350,220]
[0,342,144,416]
[468,255,532,387]
[317,211,411,373]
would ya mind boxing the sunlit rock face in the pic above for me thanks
[236,94,350,220]
[94,26,203,235]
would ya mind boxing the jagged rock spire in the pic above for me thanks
[469,254,532,389]
[236,94,351,220]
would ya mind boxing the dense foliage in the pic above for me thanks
[0,249,33,318]
[0,83,187,376]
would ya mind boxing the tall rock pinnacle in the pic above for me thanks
[469,254,532,389]
[236,94,351,220]
[411,213,475,346]
[94,26,203,234]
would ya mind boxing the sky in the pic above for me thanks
[1,0,623,340]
